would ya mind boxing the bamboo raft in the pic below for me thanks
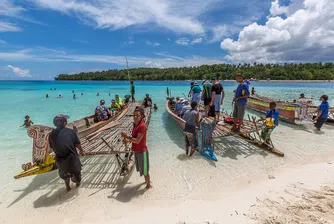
[166,98,284,157]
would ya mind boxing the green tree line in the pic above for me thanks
[55,62,334,81]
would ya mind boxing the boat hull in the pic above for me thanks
[247,96,296,123]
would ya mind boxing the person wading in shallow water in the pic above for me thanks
[49,115,85,192]
[122,106,152,189]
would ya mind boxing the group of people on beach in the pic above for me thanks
[46,81,152,191]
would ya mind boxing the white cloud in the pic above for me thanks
[221,0,334,63]
[0,0,25,17]
[0,47,224,68]
[175,37,203,46]
[145,61,164,68]
[167,38,172,41]
[7,65,32,77]
[191,37,203,44]
[210,25,240,43]
[145,41,160,47]
[0,40,7,44]
[31,0,216,34]
[0,21,21,32]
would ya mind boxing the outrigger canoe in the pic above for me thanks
[14,99,132,179]
[247,94,334,125]
[166,91,284,157]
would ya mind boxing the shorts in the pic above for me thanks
[185,132,198,149]
[233,102,246,120]
[214,94,222,112]
[261,127,274,141]
[315,117,327,129]
[134,151,149,176]
[204,98,212,106]
[192,93,201,104]
[56,155,82,183]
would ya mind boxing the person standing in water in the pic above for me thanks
[122,106,152,189]
[202,80,213,117]
[49,115,85,192]
[130,81,136,103]
[232,73,250,132]
[210,78,224,122]
[313,95,329,131]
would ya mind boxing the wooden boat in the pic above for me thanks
[166,96,284,158]
[14,101,151,179]
[247,94,334,124]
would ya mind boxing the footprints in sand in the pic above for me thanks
[249,183,334,223]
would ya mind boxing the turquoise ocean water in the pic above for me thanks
[0,80,334,184]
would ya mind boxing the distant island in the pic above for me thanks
[55,62,334,81]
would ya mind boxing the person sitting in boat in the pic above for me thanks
[94,100,110,122]
[49,115,85,192]
[142,94,153,108]
[124,95,131,104]
[181,101,191,118]
[251,87,255,95]
[109,99,121,116]
[258,102,279,143]
[183,101,200,156]
[115,94,123,107]
[191,81,201,104]
[175,98,185,116]
[20,115,34,128]
[313,95,329,131]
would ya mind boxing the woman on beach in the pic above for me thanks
[121,106,152,189]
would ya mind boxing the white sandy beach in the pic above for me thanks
[1,121,334,224]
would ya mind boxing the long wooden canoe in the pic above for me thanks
[247,94,334,125]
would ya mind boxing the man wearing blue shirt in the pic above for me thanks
[313,95,329,131]
[259,102,280,142]
[232,73,250,132]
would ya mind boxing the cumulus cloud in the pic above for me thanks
[30,0,218,34]
[175,37,203,46]
[210,25,240,43]
[7,65,32,77]
[145,41,160,47]
[0,21,21,32]
[221,0,334,63]
[145,61,164,68]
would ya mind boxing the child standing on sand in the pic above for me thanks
[21,115,34,128]
[258,102,279,143]
[313,95,329,131]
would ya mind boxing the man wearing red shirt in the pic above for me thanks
[122,106,152,189]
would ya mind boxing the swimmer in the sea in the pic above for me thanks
[20,115,34,128]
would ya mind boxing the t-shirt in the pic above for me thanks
[181,105,192,117]
[235,83,250,105]
[115,97,123,107]
[212,82,223,95]
[49,127,80,161]
[131,121,148,152]
[318,101,329,118]
[130,84,135,94]
[203,82,212,99]
[183,109,198,134]
[265,109,280,128]
[192,85,202,94]
[109,103,120,110]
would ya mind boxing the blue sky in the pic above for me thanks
[0,0,333,79]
